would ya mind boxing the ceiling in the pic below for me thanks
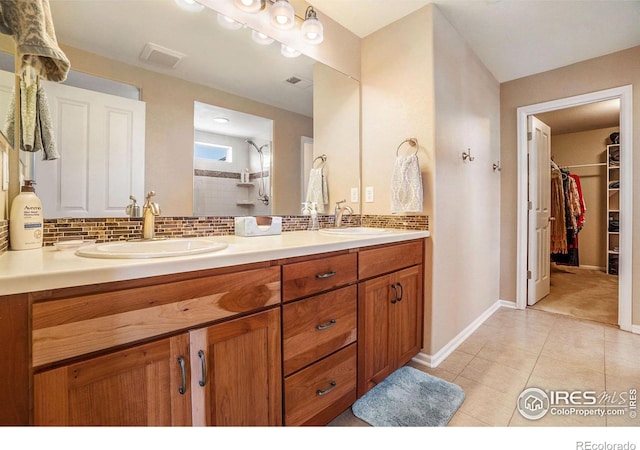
[48,0,637,134]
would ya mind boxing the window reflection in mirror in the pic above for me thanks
[193,101,273,216]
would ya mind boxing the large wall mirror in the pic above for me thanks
[0,0,361,218]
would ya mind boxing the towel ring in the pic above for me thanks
[313,154,327,168]
[396,138,418,156]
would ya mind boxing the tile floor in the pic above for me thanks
[328,306,640,427]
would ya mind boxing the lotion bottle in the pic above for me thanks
[9,180,43,250]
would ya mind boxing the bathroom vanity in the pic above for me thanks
[0,229,429,426]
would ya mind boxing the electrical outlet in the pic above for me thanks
[365,186,374,203]
[350,187,359,203]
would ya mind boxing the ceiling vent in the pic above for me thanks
[284,75,312,90]
[139,42,186,69]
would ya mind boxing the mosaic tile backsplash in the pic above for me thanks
[0,215,428,253]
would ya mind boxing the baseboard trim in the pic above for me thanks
[577,265,606,271]
[632,324,640,335]
[412,300,515,369]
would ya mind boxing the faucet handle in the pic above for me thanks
[336,199,346,206]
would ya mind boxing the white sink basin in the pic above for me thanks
[319,227,394,236]
[75,238,228,259]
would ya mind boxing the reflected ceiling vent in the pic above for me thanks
[283,75,312,90]
[139,42,186,69]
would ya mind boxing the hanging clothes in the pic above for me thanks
[551,169,586,267]
[550,168,567,254]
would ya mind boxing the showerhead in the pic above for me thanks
[246,139,269,155]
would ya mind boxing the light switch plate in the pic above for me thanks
[350,187,359,202]
[365,186,374,203]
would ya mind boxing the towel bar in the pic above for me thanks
[313,154,327,168]
[397,138,418,156]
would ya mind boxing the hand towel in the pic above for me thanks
[3,82,59,160]
[391,154,423,214]
[306,167,328,213]
[0,0,70,82]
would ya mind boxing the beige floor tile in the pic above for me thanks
[407,361,458,383]
[448,411,491,426]
[475,342,540,373]
[456,330,489,356]
[326,408,369,427]
[453,376,517,426]
[436,350,474,375]
[459,356,531,397]
[547,316,606,343]
[541,334,605,373]
[478,323,550,354]
[605,352,640,383]
[604,326,640,345]
[527,354,605,392]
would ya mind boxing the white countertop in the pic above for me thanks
[0,229,429,296]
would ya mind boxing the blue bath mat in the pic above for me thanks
[352,366,465,427]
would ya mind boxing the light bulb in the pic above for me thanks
[301,17,323,44]
[270,0,294,30]
[234,0,263,13]
[174,0,204,12]
[281,44,300,58]
[252,30,274,45]
[217,13,243,30]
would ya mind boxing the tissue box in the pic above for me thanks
[234,216,282,237]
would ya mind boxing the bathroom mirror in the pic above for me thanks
[1,0,361,217]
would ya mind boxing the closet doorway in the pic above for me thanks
[515,86,633,332]
[530,100,619,325]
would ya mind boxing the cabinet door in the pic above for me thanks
[357,274,394,397]
[34,333,192,426]
[393,265,423,368]
[189,308,282,426]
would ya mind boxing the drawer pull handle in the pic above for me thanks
[316,381,337,396]
[316,319,336,331]
[177,356,187,395]
[198,350,207,387]
[397,282,404,302]
[315,271,337,279]
[391,283,399,304]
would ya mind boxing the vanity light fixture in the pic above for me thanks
[270,0,295,30]
[174,0,204,12]
[280,44,301,58]
[217,13,243,30]
[252,30,275,45]
[233,0,264,13]
[301,7,323,44]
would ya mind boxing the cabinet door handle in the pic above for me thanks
[316,381,337,396]
[197,350,207,387]
[315,271,337,279]
[316,319,336,330]
[177,356,187,395]
[396,282,404,302]
[391,283,399,304]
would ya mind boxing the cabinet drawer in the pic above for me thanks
[284,343,357,426]
[32,266,281,367]
[282,253,357,302]
[282,285,357,375]
[358,240,423,280]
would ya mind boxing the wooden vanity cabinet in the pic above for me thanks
[281,252,358,426]
[357,240,424,397]
[31,265,282,426]
[34,333,193,426]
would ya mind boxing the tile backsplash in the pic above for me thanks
[0,214,429,253]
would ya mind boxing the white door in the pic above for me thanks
[527,116,552,305]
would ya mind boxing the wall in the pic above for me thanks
[548,126,619,268]
[361,5,501,356]
[500,46,640,325]
[430,7,501,353]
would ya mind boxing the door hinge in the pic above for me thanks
[527,131,532,141]
[528,201,533,210]
[527,270,532,280]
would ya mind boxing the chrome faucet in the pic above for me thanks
[142,191,161,239]
[334,200,353,228]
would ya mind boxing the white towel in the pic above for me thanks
[391,154,423,214]
[306,167,328,213]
